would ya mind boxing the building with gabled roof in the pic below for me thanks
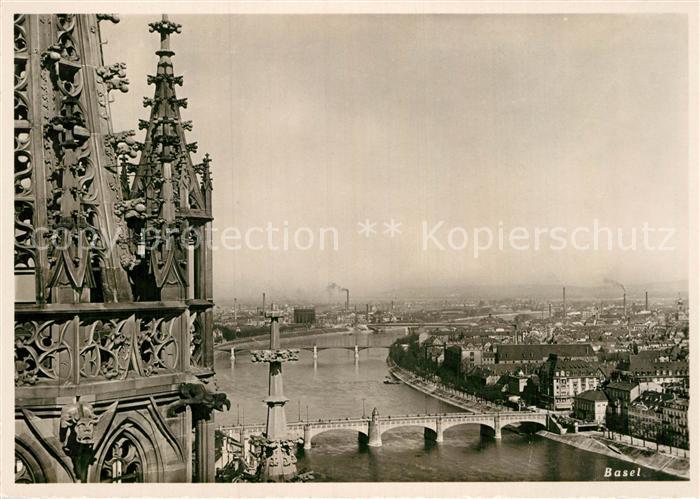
[538,354,606,410]
[496,343,596,364]
[573,390,609,423]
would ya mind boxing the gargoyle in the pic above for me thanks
[60,401,99,448]
[21,400,117,482]
[166,382,231,419]
[59,400,118,481]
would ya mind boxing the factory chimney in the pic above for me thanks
[562,287,566,320]
[345,289,349,310]
[645,291,649,311]
[262,292,266,314]
[548,303,552,318]
[623,292,626,317]
[366,303,370,322]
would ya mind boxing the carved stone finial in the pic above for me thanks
[148,18,182,36]
[250,349,300,363]
[107,130,139,160]
[200,153,213,191]
[97,14,120,23]
[96,63,129,93]
[41,44,62,66]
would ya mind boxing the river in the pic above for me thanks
[213,330,679,481]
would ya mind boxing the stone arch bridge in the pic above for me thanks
[220,410,552,451]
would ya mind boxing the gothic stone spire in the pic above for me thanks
[130,15,211,221]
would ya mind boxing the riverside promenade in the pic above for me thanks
[387,361,508,414]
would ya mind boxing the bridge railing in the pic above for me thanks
[218,411,545,435]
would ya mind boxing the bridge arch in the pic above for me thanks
[300,346,356,352]
[378,421,437,439]
[304,426,368,449]
[498,418,546,434]
[441,420,496,433]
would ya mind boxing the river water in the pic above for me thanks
[214,330,679,481]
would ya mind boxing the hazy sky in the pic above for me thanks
[103,15,688,301]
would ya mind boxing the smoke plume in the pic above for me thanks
[603,278,626,293]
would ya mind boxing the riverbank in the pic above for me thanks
[538,430,689,480]
[388,362,504,414]
[391,361,689,480]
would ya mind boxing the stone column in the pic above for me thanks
[250,311,300,481]
[194,413,215,482]
[184,406,193,482]
[436,417,444,443]
[264,316,288,441]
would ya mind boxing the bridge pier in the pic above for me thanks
[220,428,231,466]
[230,347,235,364]
[424,418,444,443]
[480,424,502,440]
[239,430,250,464]
[368,408,382,447]
[303,425,312,450]
[354,344,359,361]
[494,414,502,439]
[312,345,318,360]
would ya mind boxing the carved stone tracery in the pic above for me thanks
[15,319,72,386]
[100,432,144,482]
[15,14,220,483]
[80,318,133,380]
